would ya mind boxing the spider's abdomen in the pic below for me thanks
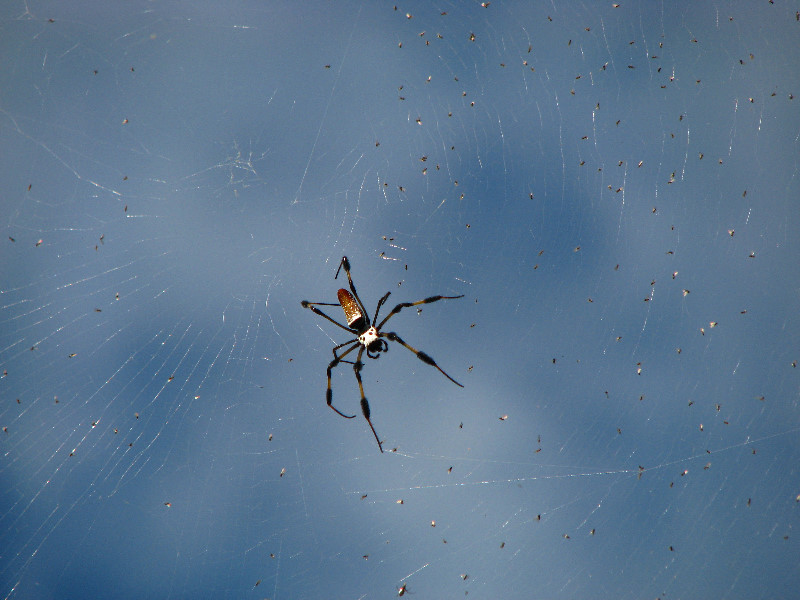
[338,288,365,330]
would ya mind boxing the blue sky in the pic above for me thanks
[1,2,798,598]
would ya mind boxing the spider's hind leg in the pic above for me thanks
[376,294,464,330]
[335,256,370,319]
[372,291,392,326]
[302,300,355,334]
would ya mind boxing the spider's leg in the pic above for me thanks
[335,256,370,321]
[376,294,464,331]
[301,300,355,334]
[332,338,359,359]
[352,346,384,453]
[382,331,464,388]
[327,341,360,418]
[372,291,392,326]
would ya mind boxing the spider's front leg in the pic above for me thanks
[383,331,464,387]
[326,341,359,419]
[352,347,384,453]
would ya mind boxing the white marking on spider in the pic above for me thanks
[359,326,379,347]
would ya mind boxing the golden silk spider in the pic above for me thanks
[301,256,463,452]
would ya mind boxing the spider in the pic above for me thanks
[301,256,464,452]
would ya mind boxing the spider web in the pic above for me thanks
[1,2,798,599]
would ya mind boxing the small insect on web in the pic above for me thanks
[301,256,464,452]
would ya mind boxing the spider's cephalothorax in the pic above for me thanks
[301,256,464,452]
